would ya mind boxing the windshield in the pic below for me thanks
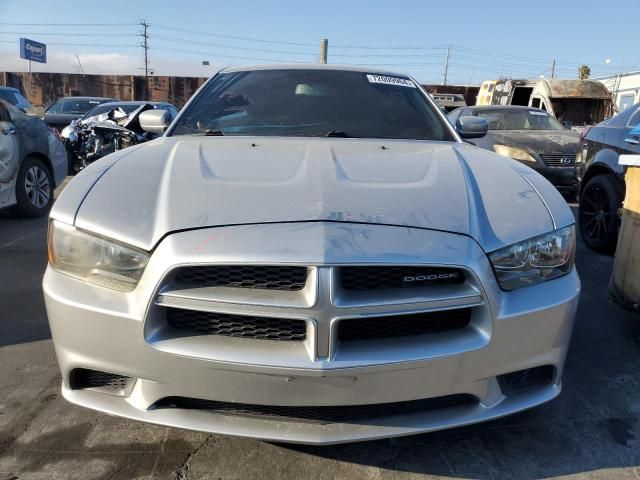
[60,99,105,115]
[477,109,565,130]
[82,103,145,119]
[170,69,454,141]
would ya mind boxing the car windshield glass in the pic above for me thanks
[82,103,143,119]
[61,99,104,115]
[477,109,565,130]
[170,69,454,141]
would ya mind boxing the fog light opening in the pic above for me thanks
[498,365,556,396]
[69,368,134,397]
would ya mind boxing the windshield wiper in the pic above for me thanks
[325,130,350,138]
[204,129,224,136]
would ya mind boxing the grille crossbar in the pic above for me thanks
[166,308,307,341]
[152,394,478,424]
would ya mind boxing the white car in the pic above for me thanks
[44,65,579,444]
[0,100,67,217]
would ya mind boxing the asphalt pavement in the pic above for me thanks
[0,185,639,480]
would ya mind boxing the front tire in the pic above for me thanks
[578,174,622,254]
[14,156,54,218]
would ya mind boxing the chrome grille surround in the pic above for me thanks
[146,261,490,367]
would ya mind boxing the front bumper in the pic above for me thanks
[44,222,580,444]
[534,166,577,191]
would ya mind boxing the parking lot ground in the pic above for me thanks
[1,187,640,479]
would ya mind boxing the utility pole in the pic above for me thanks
[75,54,85,75]
[139,19,150,100]
[319,38,328,64]
[443,46,451,86]
[551,59,556,79]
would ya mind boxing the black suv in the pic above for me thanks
[577,103,639,253]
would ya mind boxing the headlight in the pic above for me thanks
[47,221,149,292]
[493,144,536,163]
[489,226,576,291]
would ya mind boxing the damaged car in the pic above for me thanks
[0,100,67,217]
[448,105,580,196]
[44,65,579,445]
[61,101,178,172]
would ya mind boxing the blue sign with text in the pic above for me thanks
[20,38,47,63]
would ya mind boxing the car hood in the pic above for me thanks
[65,136,572,252]
[486,129,580,154]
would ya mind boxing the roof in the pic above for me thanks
[221,63,410,78]
[59,96,117,101]
[97,101,166,108]
[542,80,610,99]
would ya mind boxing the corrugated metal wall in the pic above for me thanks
[0,72,207,108]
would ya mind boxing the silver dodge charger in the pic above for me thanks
[44,65,580,444]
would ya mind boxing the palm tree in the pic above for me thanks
[579,65,591,80]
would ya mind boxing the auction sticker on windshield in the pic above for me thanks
[366,74,416,88]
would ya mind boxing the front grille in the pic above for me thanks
[172,265,307,291]
[69,368,132,393]
[152,394,477,424]
[339,266,465,291]
[338,308,471,342]
[166,308,307,341]
[539,153,576,167]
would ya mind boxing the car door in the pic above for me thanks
[620,106,640,156]
[0,101,20,185]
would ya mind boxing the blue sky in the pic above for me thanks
[0,0,637,84]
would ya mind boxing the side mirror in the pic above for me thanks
[455,116,488,139]
[139,109,171,134]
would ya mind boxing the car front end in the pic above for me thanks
[43,66,580,444]
[494,143,578,193]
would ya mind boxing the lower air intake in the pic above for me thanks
[151,394,478,424]
[69,368,133,396]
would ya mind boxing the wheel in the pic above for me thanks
[578,174,622,254]
[14,156,54,218]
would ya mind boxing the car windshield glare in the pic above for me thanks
[61,100,103,115]
[170,69,454,141]
[477,109,565,131]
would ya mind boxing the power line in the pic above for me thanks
[152,24,317,47]
[0,22,138,26]
[150,34,442,59]
[0,31,138,37]
[151,34,316,56]
[151,45,296,63]
[0,39,137,48]
[331,44,448,51]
